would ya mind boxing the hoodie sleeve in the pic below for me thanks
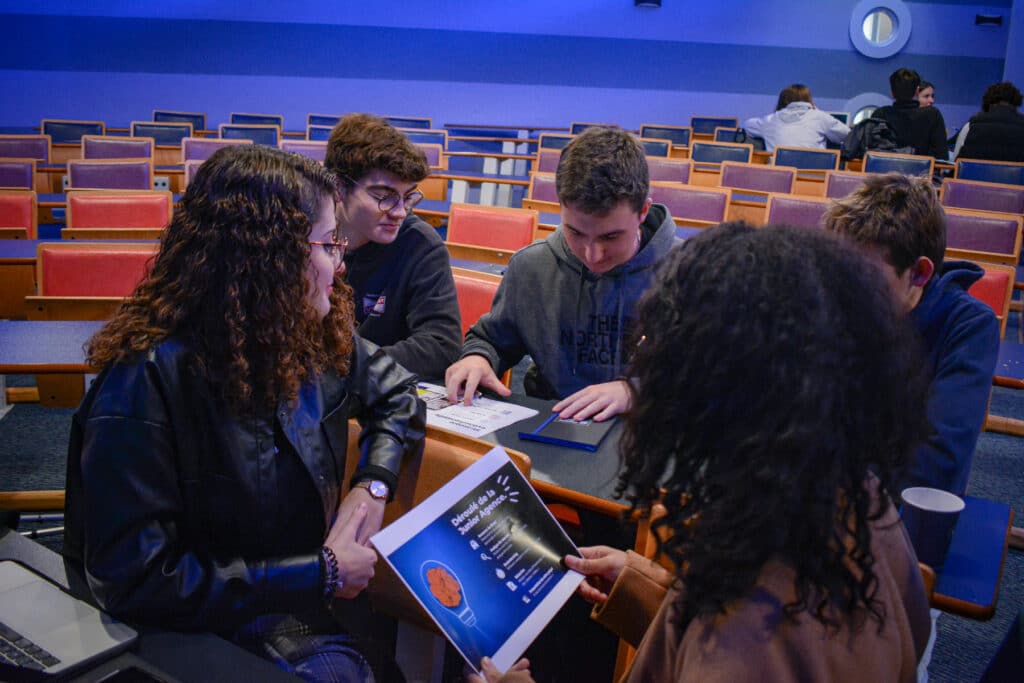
[742,115,766,138]
[821,112,851,144]
[460,255,529,374]
[903,301,999,496]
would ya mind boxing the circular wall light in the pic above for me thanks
[850,0,912,59]
[845,92,893,124]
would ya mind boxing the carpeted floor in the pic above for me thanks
[2,373,1022,682]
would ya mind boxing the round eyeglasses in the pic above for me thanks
[309,236,348,264]
[342,175,424,214]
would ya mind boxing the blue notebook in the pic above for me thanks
[518,413,617,452]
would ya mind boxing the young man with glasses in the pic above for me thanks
[325,113,461,379]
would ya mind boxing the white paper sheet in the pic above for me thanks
[416,382,538,437]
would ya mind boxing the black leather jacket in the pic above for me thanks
[64,336,425,632]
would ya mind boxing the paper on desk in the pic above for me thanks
[416,382,537,437]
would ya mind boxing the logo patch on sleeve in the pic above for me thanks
[362,294,387,317]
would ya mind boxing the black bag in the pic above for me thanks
[731,128,767,151]
[841,118,913,160]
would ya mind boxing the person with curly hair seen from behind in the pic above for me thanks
[64,145,425,682]
[472,224,932,682]
[953,81,1024,162]
[326,113,461,379]
[742,83,850,151]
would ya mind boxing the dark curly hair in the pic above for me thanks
[617,223,929,631]
[982,81,1022,112]
[324,113,430,185]
[86,145,356,411]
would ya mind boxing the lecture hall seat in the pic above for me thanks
[279,139,327,163]
[648,182,730,228]
[182,136,253,162]
[955,158,1024,186]
[0,189,38,239]
[943,208,1022,267]
[62,189,173,240]
[82,135,154,160]
[67,158,153,191]
[941,178,1024,215]
[0,159,35,190]
[765,193,831,229]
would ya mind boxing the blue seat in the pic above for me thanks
[40,119,104,145]
[774,146,841,171]
[153,110,206,133]
[230,112,284,128]
[384,116,432,129]
[538,133,573,150]
[570,122,617,135]
[956,159,1024,186]
[308,114,341,128]
[690,116,739,136]
[638,138,671,157]
[864,151,934,178]
[219,124,279,147]
[401,129,448,148]
[690,141,753,165]
[307,125,333,141]
[131,121,193,146]
[640,124,691,147]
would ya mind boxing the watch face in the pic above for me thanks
[367,480,388,499]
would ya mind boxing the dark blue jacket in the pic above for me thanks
[902,261,999,496]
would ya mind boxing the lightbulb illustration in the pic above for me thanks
[422,560,477,627]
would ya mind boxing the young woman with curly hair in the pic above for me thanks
[474,224,932,682]
[64,144,425,682]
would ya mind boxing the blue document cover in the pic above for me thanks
[371,448,583,675]
[518,413,617,452]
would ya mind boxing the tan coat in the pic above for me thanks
[593,501,931,682]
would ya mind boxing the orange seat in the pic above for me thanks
[66,190,173,230]
[0,189,38,239]
[447,204,538,252]
[967,263,1014,339]
[452,268,500,337]
[37,243,158,297]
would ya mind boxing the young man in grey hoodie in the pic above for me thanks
[444,127,677,422]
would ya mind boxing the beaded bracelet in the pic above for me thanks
[320,546,343,602]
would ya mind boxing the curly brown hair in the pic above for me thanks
[86,145,356,411]
[324,113,430,185]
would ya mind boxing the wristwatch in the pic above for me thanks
[354,479,390,501]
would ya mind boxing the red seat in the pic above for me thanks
[38,243,158,297]
[66,190,173,229]
[967,264,1014,338]
[0,189,37,239]
[452,269,500,337]
[447,204,537,251]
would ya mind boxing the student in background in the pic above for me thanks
[825,173,998,497]
[444,126,677,422]
[64,145,426,682]
[954,81,1024,162]
[742,83,850,151]
[474,224,932,682]
[326,113,461,379]
[916,80,936,107]
[872,68,949,160]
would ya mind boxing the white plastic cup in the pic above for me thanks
[901,487,965,570]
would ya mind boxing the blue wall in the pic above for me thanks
[0,1,1017,133]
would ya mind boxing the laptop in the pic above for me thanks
[0,559,137,677]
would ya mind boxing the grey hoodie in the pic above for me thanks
[461,203,677,399]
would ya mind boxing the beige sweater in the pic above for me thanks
[593,501,931,682]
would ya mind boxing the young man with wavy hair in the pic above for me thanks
[326,113,461,379]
